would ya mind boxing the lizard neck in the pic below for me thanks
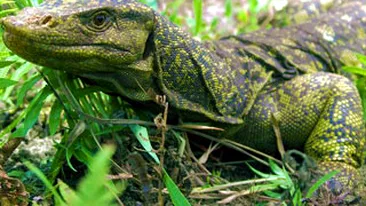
[152,14,265,124]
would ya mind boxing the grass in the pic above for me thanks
[0,0,365,205]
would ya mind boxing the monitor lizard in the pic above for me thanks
[1,0,366,192]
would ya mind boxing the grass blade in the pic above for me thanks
[193,0,202,35]
[24,161,66,205]
[0,78,17,89]
[163,169,191,206]
[49,100,63,135]
[305,170,340,198]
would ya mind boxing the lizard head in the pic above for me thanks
[1,0,156,73]
[1,0,159,101]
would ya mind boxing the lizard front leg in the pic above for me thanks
[245,72,365,190]
[279,72,365,190]
[301,74,365,189]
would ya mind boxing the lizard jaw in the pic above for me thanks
[1,17,135,73]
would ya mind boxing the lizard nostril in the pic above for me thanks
[38,15,58,28]
[40,15,52,25]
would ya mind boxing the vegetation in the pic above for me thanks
[0,0,365,205]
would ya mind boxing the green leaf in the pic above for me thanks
[0,8,18,18]
[129,124,160,163]
[0,63,11,78]
[358,77,366,121]
[305,170,340,198]
[237,10,248,24]
[193,0,202,35]
[11,86,52,138]
[24,161,66,205]
[263,190,282,199]
[343,66,366,76]
[0,60,14,68]
[268,159,284,176]
[249,0,258,13]
[0,0,16,4]
[10,123,27,138]
[7,170,25,178]
[72,145,125,206]
[163,169,191,206]
[246,163,275,178]
[0,52,11,59]
[2,62,35,100]
[16,74,42,106]
[224,0,232,17]
[281,168,294,192]
[209,17,219,31]
[58,179,77,204]
[11,62,34,80]
[0,78,17,89]
[23,86,52,130]
[292,189,303,205]
[49,100,63,135]
[356,53,366,65]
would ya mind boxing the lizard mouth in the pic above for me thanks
[3,29,131,54]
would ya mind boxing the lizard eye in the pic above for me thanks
[88,11,112,32]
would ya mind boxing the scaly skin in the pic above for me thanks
[1,0,366,190]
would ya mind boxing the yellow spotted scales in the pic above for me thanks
[1,0,366,191]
